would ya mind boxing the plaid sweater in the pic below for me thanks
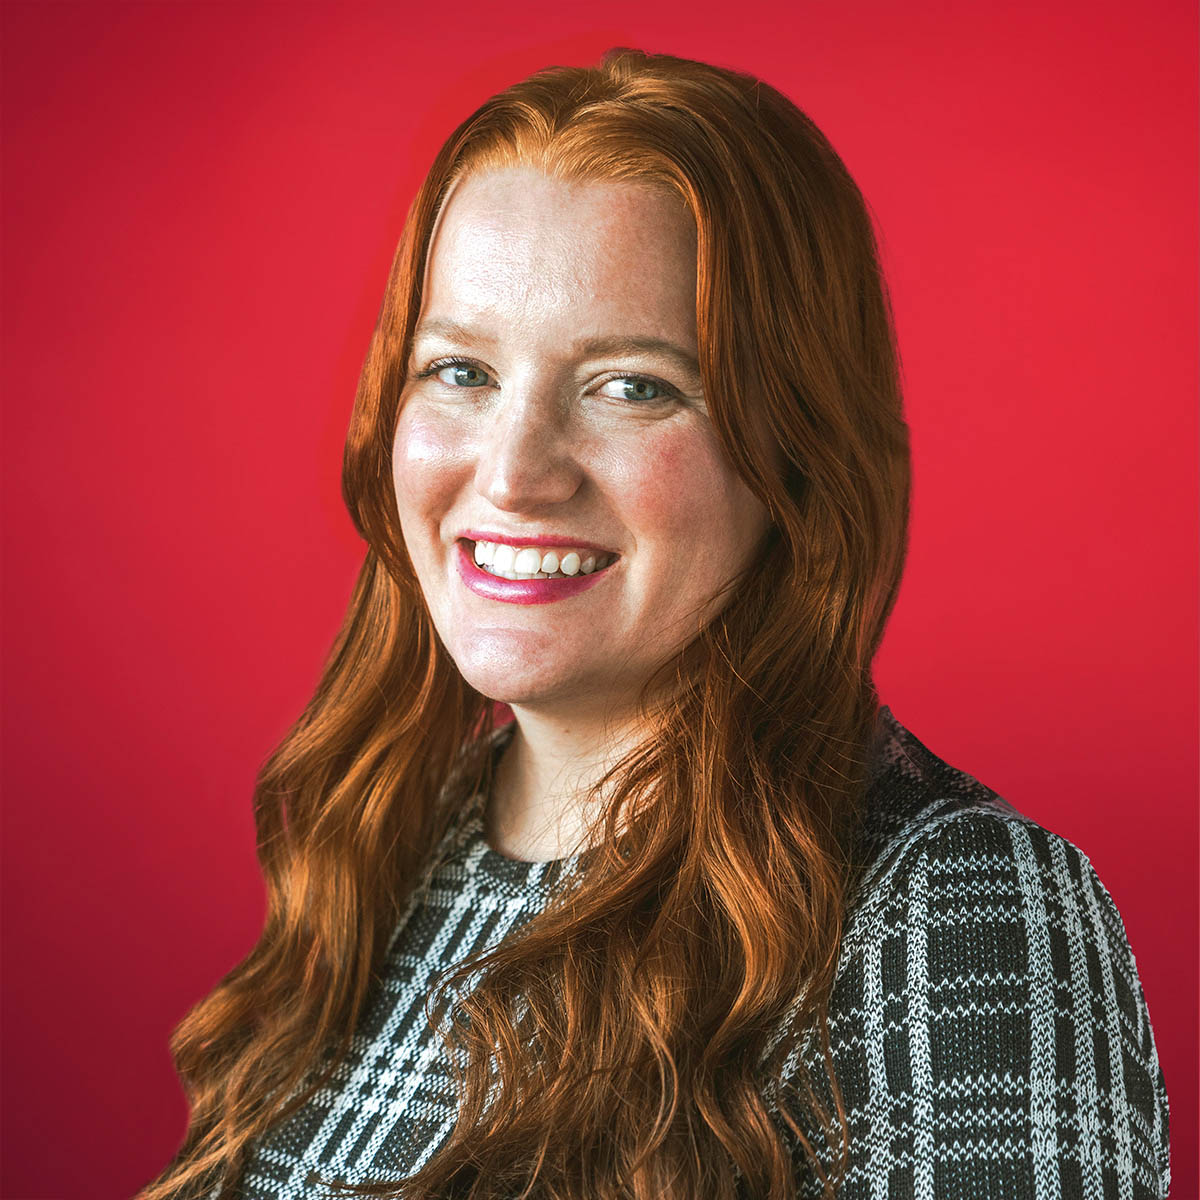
[231,706,1170,1199]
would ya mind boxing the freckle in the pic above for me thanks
[632,439,697,512]
[644,439,685,473]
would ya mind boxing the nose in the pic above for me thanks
[472,390,584,513]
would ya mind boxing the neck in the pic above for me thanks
[485,702,646,863]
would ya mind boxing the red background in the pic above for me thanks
[2,2,1196,1197]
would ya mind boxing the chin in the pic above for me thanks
[446,654,595,711]
[439,626,556,690]
[464,676,573,710]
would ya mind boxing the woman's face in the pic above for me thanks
[392,165,770,720]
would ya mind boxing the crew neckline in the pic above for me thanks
[458,791,588,891]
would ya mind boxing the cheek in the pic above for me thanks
[610,435,694,540]
[391,405,470,526]
[616,428,760,547]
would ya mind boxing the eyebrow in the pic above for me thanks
[412,318,702,381]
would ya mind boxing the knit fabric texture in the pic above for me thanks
[231,706,1170,1199]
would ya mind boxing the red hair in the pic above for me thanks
[142,46,910,1200]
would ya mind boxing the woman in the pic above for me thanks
[143,47,1170,1200]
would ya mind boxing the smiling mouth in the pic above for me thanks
[463,538,619,580]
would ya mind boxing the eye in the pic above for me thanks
[595,374,678,404]
[416,358,495,389]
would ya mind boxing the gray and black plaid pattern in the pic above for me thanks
[232,708,1170,1199]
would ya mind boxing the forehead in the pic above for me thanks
[418,167,699,345]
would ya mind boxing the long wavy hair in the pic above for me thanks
[141,46,910,1200]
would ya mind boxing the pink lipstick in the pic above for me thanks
[455,540,616,605]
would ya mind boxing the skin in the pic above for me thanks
[392,165,770,861]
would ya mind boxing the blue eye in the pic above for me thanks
[436,361,491,388]
[598,375,676,403]
[414,358,494,388]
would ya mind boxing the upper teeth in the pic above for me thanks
[471,540,615,579]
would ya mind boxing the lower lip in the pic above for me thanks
[455,541,616,605]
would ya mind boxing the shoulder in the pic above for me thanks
[813,707,1172,1198]
[852,790,1162,1083]
[848,708,1156,989]
[848,706,1156,962]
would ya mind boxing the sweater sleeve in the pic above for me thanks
[769,810,1171,1200]
[871,811,1171,1200]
